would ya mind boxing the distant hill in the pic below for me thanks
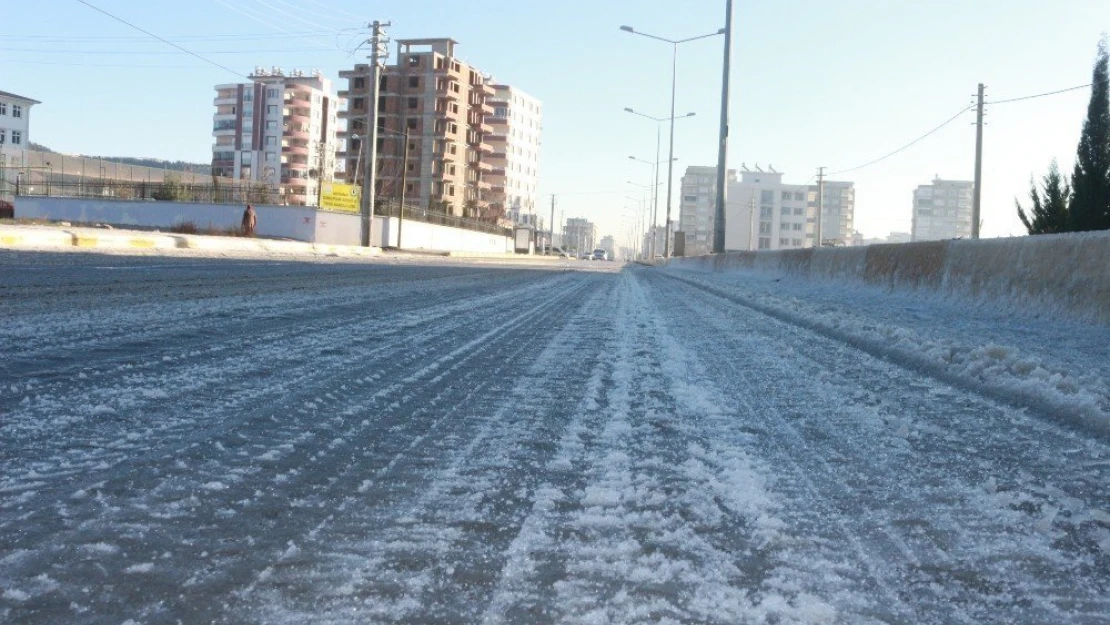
[28,142,211,176]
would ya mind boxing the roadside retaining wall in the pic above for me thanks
[665,232,1110,324]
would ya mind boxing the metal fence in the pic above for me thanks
[7,176,513,238]
[375,201,513,238]
[0,149,231,187]
[14,179,280,205]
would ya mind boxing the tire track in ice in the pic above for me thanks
[233,274,616,624]
[0,271,583,622]
[647,270,1110,623]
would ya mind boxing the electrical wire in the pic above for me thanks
[0,30,349,42]
[828,104,975,176]
[74,0,247,78]
[986,83,1093,105]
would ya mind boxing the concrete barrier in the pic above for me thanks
[665,231,1110,324]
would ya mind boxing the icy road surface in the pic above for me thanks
[2,251,1108,624]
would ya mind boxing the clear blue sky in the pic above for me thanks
[4,0,1108,244]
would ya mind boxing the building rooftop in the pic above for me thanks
[0,90,41,105]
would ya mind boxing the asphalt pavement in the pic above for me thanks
[1,250,1107,624]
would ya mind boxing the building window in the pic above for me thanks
[408,56,421,67]
[266,152,277,162]
[354,77,365,89]
[242,152,252,165]
[408,97,418,109]
[267,88,279,99]
[266,120,277,130]
[407,118,418,130]
[11,131,21,145]
[267,105,278,115]
[408,76,419,88]
[353,98,364,110]
[760,190,774,203]
[0,103,6,115]
[13,105,23,118]
[265,136,276,146]
[758,238,770,250]
[0,130,5,144]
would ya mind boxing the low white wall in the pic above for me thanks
[13,197,513,253]
[666,232,1110,324]
[14,196,329,242]
[375,216,513,254]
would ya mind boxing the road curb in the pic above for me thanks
[0,225,384,258]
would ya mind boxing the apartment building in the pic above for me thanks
[677,165,736,256]
[912,177,973,241]
[0,90,39,164]
[718,165,855,251]
[642,225,670,259]
[564,217,597,254]
[487,84,542,225]
[818,180,856,245]
[211,68,338,206]
[338,38,497,218]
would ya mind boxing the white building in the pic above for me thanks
[212,68,339,206]
[488,84,542,225]
[564,217,597,254]
[721,165,855,251]
[912,177,973,241]
[0,90,39,165]
[678,165,736,256]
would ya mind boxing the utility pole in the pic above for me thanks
[549,194,556,254]
[972,82,985,239]
[359,20,389,247]
[712,0,734,254]
[397,127,410,249]
[748,193,756,251]
[815,166,826,248]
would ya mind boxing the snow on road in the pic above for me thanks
[1,251,1107,624]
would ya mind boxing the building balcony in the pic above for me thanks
[282,143,309,155]
[214,96,237,106]
[284,110,310,123]
[437,87,461,101]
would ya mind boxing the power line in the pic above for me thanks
[0,47,344,55]
[986,83,1092,105]
[75,0,247,78]
[829,104,974,176]
[0,29,352,42]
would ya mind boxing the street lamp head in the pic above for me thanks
[628,156,636,160]
[685,112,696,117]
[623,107,634,113]
[717,27,727,34]
[619,25,634,33]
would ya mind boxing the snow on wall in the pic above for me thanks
[666,232,1110,324]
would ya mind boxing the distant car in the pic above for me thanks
[591,249,609,261]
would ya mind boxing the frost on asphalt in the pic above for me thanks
[1,252,1108,624]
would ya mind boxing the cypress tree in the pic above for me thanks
[1069,39,1110,231]
[1017,161,1071,234]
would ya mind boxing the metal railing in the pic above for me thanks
[13,179,280,205]
[375,200,512,237]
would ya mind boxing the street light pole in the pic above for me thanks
[621,25,723,258]
[713,0,734,254]
[664,44,678,257]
